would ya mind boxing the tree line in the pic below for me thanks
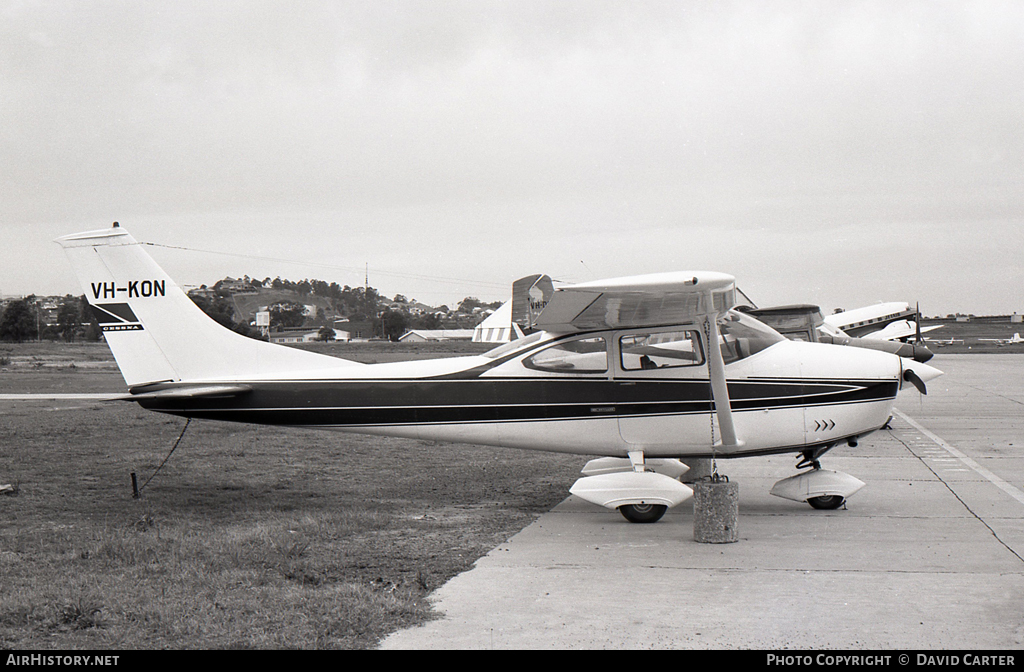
[0,295,99,343]
[1,277,502,343]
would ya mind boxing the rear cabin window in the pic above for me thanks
[620,331,704,370]
[524,336,608,373]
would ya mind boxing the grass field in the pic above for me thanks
[0,341,582,649]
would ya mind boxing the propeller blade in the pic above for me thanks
[903,369,927,395]
[915,302,922,344]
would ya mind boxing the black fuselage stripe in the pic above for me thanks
[138,379,898,427]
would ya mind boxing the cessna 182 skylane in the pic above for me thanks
[57,224,942,523]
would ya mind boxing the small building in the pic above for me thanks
[398,329,475,343]
[269,328,350,344]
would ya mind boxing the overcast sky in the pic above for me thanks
[3,1,1022,315]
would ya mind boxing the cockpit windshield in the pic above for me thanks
[718,310,786,364]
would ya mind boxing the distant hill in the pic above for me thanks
[188,277,490,333]
[229,289,337,325]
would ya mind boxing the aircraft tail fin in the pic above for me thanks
[510,274,554,333]
[56,224,361,389]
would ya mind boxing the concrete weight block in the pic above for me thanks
[693,478,739,543]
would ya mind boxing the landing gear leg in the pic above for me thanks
[617,450,668,523]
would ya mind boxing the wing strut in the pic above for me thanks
[704,315,742,450]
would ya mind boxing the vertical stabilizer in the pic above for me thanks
[56,225,360,388]
[510,274,554,333]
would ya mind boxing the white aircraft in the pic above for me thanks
[978,333,1024,346]
[739,304,936,363]
[822,302,942,342]
[923,337,964,347]
[56,224,942,522]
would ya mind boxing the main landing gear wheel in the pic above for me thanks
[618,503,668,523]
[807,494,845,510]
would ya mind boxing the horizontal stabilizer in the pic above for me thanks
[118,384,253,401]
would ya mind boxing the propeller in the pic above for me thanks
[902,359,943,395]
[904,301,935,362]
[903,368,928,395]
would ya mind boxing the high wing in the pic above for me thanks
[531,271,736,333]
[529,271,742,448]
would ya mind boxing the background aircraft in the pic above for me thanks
[736,303,936,364]
[978,333,1024,346]
[924,337,964,347]
[822,302,941,341]
[56,224,941,523]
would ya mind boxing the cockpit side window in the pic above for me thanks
[620,330,704,370]
[523,336,608,373]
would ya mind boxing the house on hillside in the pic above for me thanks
[216,277,259,295]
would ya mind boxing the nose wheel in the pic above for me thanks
[771,448,865,509]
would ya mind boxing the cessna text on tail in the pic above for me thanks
[57,224,941,523]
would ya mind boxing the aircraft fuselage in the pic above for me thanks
[133,337,901,460]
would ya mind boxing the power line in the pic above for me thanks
[139,240,509,290]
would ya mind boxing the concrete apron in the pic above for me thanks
[382,357,1024,649]
[382,429,1024,648]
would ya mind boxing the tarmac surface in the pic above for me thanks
[380,354,1024,649]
